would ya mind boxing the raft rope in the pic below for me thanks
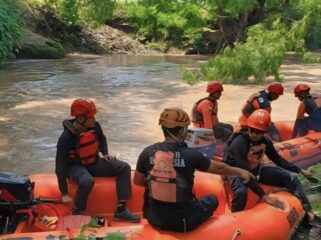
[231,228,241,240]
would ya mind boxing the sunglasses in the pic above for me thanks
[248,128,265,135]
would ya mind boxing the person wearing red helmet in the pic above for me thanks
[191,81,223,129]
[225,109,316,222]
[238,82,284,140]
[55,98,140,222]
[134,107,253,232]
[292,83,321,138]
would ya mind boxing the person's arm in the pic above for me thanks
[55,134,72,195]
[95,122,108,155]
[229,139,266,197]
[252,99,261,110]
[134,148,150,187]
[134,171,146,187]
[206,161,254,184]
[292,102,306,138]
[264,138,301,173]
[95,122,117,161]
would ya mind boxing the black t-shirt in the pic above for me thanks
[136,141,211,204]
[227,132,301,197]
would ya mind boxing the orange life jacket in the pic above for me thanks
[69,130,99,165]
[147,149,188,203]
[191,97,208,123]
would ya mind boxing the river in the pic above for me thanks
[0,54,320,239]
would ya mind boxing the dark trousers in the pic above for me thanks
[230,166,312,212]
[146,195,218,232]
[69,158,132,211]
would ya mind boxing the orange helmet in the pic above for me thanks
[247,109,271,132]
[207,81,223,94]
[294,83,310,97]
[267,82,283,95]
[71,98,97,117]
[159,107,190,128]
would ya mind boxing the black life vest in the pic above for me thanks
[146,144,189,203]
[241,91,270,116]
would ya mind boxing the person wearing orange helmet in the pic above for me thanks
[134,107,254,232]
[55,98,140,222]
[238,82,283,131]
[225,109,316,222]
[292,83,321,138]
[191,81,223,129]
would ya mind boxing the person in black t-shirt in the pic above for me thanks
[226,109,316,222]
[134,107,254,232]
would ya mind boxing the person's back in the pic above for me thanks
[134,107,253,232]
[191,81,223,129]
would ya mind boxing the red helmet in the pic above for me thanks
[71,98,97,117]
[247,109,271,132]
[207,81,223,94]
[267,82,284,95]
[294,83,310,97]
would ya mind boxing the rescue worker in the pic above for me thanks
[226,109,316,222]
[55,98,140,222]
[134,107,254,232]
[292,83,321,138]
[238,82,284,140]
[191,81,223,129]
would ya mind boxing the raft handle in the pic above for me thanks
[231,228,241,240]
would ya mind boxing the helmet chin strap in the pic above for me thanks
[166,129,184,142]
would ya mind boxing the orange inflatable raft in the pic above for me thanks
[1,172,305,240]
[186,121,321,168]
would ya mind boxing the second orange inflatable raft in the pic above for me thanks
[186,121,321,168]
[1,172,305,240]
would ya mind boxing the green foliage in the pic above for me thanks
[104,232,126,240]
[43,0,116,27]
[195,22,286,84]
[0,0,23,67]
[72,217,126,240]
[120,0,208,49]
[180,66,201,85]
[182,0,321,84]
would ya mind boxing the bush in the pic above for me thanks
[0,0,23,67]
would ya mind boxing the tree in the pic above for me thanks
[0,0,23,67]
